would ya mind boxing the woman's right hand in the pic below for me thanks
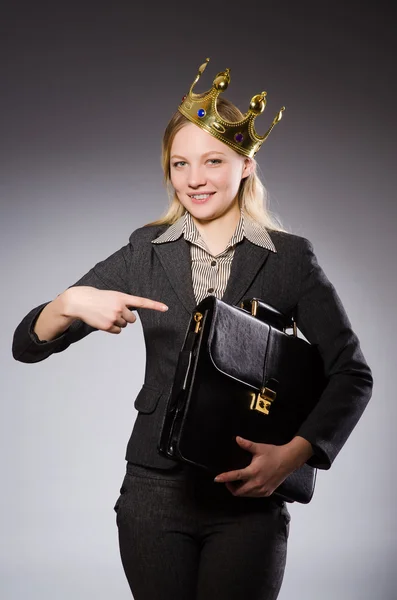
[61,286,168,334]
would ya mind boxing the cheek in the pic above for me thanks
[215,168,241,193]
[170,170,183,190]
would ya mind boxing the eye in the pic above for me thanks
[207,159,222,165]
[172,161,187,168]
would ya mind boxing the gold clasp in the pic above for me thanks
[193,312,203,333]
[250,387,277,415]
[239,299,257,316]
[251,299,258,316]
[284,320,297,337]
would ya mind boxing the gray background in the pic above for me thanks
[1,2,396,599]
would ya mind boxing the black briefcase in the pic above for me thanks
[158,296,326,503]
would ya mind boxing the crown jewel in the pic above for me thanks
[178,58,285,158]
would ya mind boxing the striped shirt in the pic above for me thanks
[151,209,277,304]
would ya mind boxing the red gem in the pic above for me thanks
[181,94,187,102]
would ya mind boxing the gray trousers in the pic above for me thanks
[113,461,291,600]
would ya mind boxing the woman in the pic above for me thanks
[12,60,373,600]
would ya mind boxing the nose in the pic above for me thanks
[187,164,207,189]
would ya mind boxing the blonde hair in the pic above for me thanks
[145,96,285,231]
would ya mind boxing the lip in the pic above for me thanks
[188,192,216,204]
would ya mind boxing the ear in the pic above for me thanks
[241,157,255,180]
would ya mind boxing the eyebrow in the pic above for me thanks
[171,151,226,160]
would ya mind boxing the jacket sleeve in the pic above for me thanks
[12,234,136,364]
[294,238,373,470]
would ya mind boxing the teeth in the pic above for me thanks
[191,194,212,199]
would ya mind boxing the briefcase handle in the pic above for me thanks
[239,298,297,337]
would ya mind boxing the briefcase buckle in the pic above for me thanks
[193,312,203,333]
[250,387,277,415]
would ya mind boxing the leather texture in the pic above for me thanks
[159,296,326,503]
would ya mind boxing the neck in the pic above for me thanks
[190,202,241,256]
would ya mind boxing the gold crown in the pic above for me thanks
[178,58,285,158]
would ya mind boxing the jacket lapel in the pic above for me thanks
[221,238,271,306]
[152,237,272,315]
[152,237,197,314]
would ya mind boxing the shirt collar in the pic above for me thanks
[151,208,277,253]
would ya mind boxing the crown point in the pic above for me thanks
[274,107,285,123]
[198,58,210,74]
[213,72,230,91]
[249,94,267,114]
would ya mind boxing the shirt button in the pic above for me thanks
[208,287,214,293]
[211,260,217,266]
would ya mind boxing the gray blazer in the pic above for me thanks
[12,224,373,471]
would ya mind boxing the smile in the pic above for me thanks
[189,192,216,203]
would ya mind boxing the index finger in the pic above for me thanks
[122,294,168,312]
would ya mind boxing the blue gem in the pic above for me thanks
[234,132,244,143]
[197,108,206,118]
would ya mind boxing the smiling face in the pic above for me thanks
[170,122,254,222]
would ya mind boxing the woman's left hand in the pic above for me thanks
[213,436,313,498]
